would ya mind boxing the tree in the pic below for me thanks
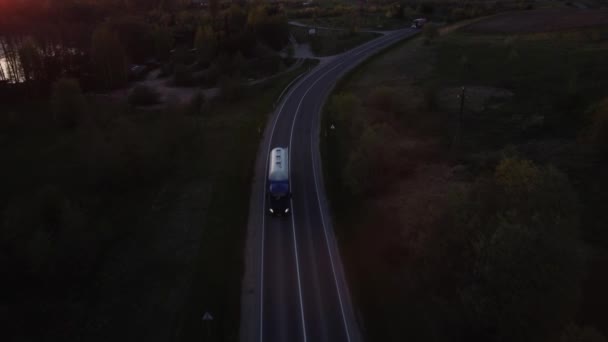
[18,38,44,83]
[50,78,87,128]
[107,15,155,63]
[91,26,128,89]
[451,158,583,342]
[226,4,247,34]
[209,0,220,29]
[153,26,174,61]
[194,25,217,65]
[247,4,289,50]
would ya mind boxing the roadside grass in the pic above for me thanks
[321,23,608,341]
[176,58,319,341]
[291,25,381,56]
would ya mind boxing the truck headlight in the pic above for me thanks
[285,208,290,213]
[269,208,274,213]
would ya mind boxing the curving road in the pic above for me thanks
[240,28,419,342]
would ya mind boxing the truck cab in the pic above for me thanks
[268,147,291,216]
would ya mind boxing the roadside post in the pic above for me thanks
[202,311,213,339]
[454,86,466,150]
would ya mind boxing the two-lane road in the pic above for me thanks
[241,28,419,342]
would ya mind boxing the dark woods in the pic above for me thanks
[0,0,289,101]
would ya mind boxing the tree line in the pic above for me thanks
[0,0,289,100]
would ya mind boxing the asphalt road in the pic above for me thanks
[240,27,419,342]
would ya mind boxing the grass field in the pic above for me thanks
[322,16,608,342]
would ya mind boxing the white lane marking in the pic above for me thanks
[260,64,314,342]
[289,62,352,342]
[287,29,417,342]
[260,54,332,342]
[261,36,374,342]
[261,29,414,342]
[290,200,308,342]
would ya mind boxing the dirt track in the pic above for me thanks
[466,9,608,33]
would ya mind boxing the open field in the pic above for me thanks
[322,11,608,342]
[466,9,608,33]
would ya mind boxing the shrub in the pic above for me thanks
[128,85,160,106]
[367,86,400,113]
[445,158,582,342]
[50,78,87,128]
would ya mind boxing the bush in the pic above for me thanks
[128,85,160,106]
[50,78,87,128]
[367,86,400,113]
[444,158,583,342]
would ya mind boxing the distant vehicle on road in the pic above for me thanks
[411,18,427,29]
[268,147,291,216]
